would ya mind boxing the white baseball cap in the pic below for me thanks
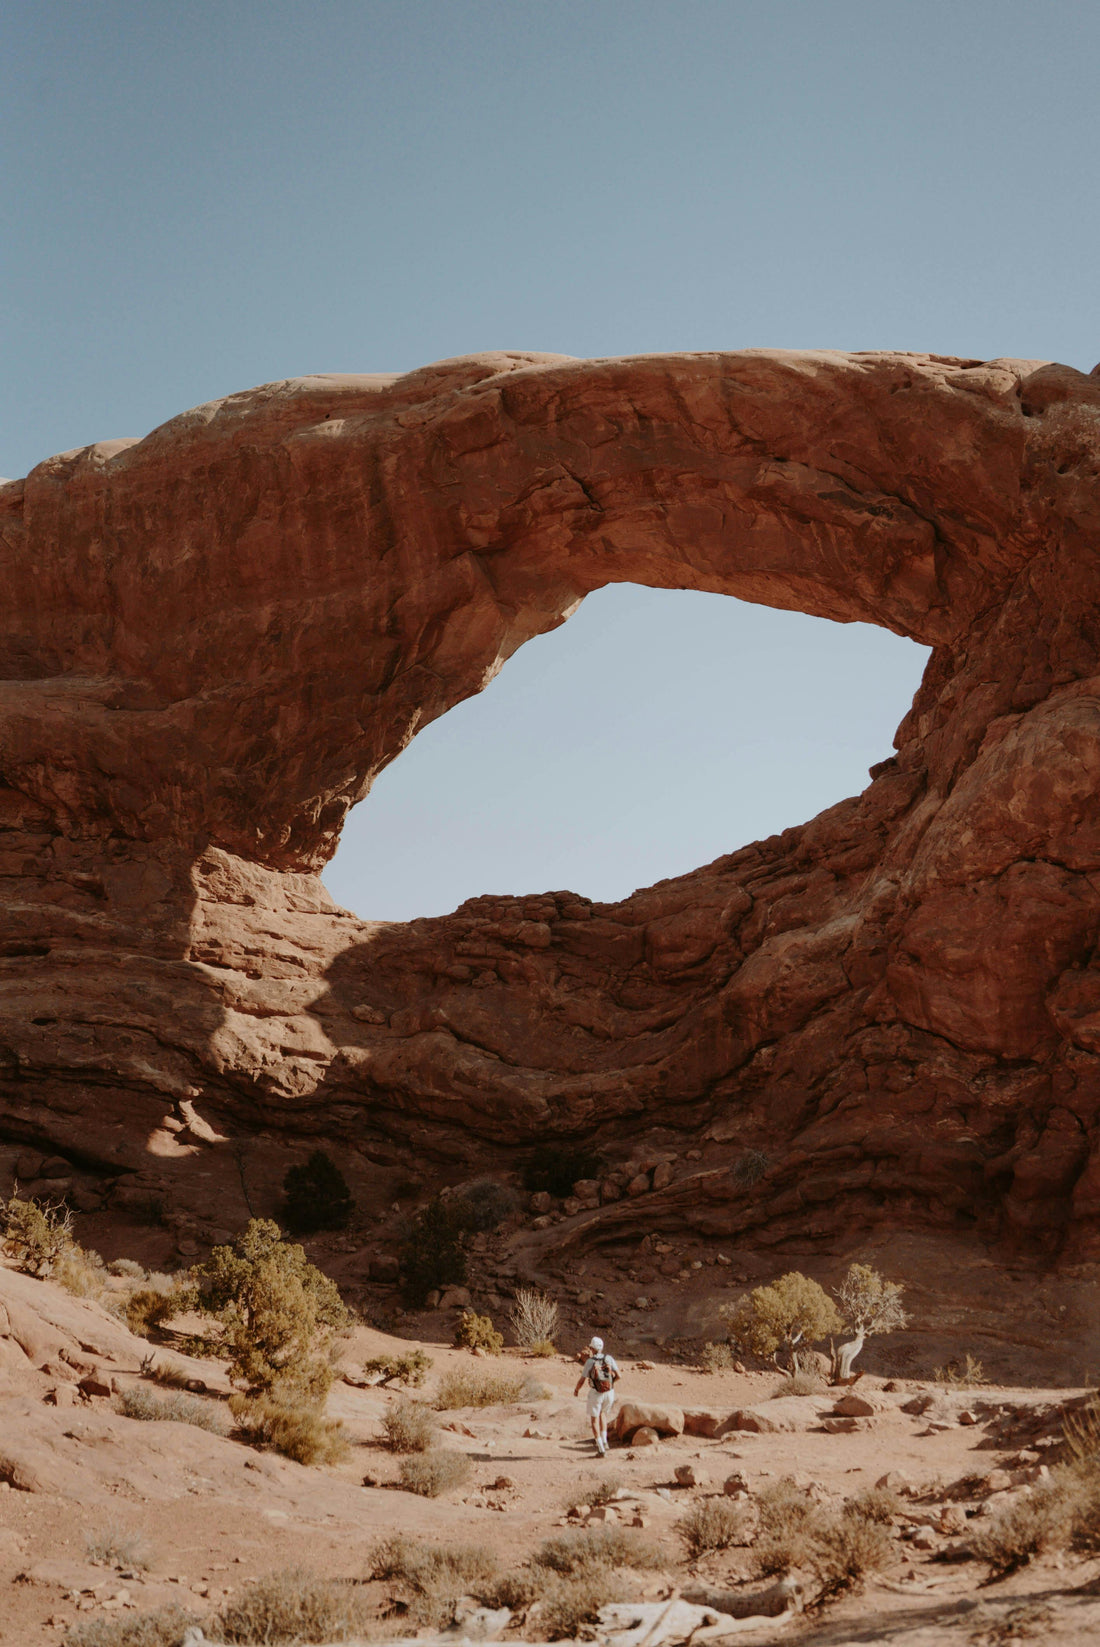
[589,1336,604,1351]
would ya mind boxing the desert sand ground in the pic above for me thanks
[4,1242,1100,1647]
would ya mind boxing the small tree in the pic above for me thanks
[722,1272,842,1375]
[192,1218,349,1402]
[831,1263,908,1381]
[281,1150,355,1236]
[1,1192,75,1276]
[400,1199,468,1306]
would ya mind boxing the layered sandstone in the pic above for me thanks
[2,348,1100,1258]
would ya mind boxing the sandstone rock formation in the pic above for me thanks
[3,348,1100,1259]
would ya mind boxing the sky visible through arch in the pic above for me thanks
[3,2,1097,919]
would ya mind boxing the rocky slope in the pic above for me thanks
[2,348,1100,1263]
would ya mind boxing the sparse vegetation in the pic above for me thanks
[382,1399,437,1452]
[363,1348,432,1387]
[729,1149,771,1188]
[216,1568,371,1643]
[933,1352,987,1388]
[523,1143,605,1200]
[108,1257,146,1279]
[280,1149,355,1236]
[700,1340,736,1374]
[454,1308,503,1354]
[509,1286,560,1351]
[191,1218,349,1403]
[228,1393,348,1466]
[368,1534,498,1628]
[570,1473,624,1510]
[970,1483,1075,1578]
[398,1449,472,1496]
[810,1506,893,1598]
[399,1198,468,1306]
[141,1357,194,1390]
[678,1499,752,1557]
[771,1369,825,1397]
[122,1278,193,1339]
[85,1525,152,1570]
[2,1191,75,1275]
[535,1572,627,1640]
[447,1176,519,1232]
[533,1526,662,1576]
[722,1272,843,1374]
[752,1479,820,1577]
[434,1366,529,1409]
[117,1384,225,1433]
[63,1604,200,1647]
[846,1485,902,1523]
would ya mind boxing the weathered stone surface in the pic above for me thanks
[4,349,1100,1262]
[611,1401,685,1441]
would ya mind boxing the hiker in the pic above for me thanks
[573,1334,620,1455]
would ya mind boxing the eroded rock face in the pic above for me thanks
[3,348,1100,1258]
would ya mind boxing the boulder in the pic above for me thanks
[831,1392,878,1418]
[611,1402,685,1442]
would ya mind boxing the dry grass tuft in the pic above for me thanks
[382,1399,437,1452]
[62,1603,200,1647]
[970,1483,1074,1578]
[368,1534,498,1628]
[569,1473,624,1510]
[846,1485,902,1523]
[229,1394,348,1465]
[771,1369,825,1397]
[509,1287,559,1351]
[433,1366,529,1409]
[810,1507,892,1598]
[216,1567,371,1643]
[534,1526,663,1576]
[117,1384,225,1433]
[678,1498,753,1557]
[398,1449,472,1497]
[751,1479,819,1577]
[142,1358,194,1390]
[84,1525,152,1571]
[534,1572,627,1640]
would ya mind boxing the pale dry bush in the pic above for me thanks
[368,1535,499,1629]
[810,1507,892,1597]
[434,1366,529,1408]
[62,1604,199,1647]
[382,1399,437,1452]
[363,1348,432,1387]
[678,1499,752,1557]
[846,1485,902,1524]
[699,1341,735,1373]
[535,1572,628,1640]
[216,1568,371,1643]
[771,1369,825,1397]
[752,1479,820,1577]
[970,1483,1076,1578]
[398,1449,472,1496]
[117,1384,225,1434]
[534,1526,663,1576]
[84,1524,152,1570]
[568,1473,624,1510]
[229,1393,348,1465]
[509,1287,559,1349]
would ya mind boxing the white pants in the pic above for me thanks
[587,1388,615,1424]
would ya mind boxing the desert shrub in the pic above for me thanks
[729,1149,770,1188]
[523,1144,605,1200]
[382,1399,437,1452]
[2,1192,75,1274]
[368,1534,498,1628]
[570,1473,624,1510]
[509,1286,559,1350]
[117,1384,225,1434]
[363,1348,432,1387]
[970,1483,1074,1578]
[398,1449,472,1496]
[85,1525,152,1569]
[192,1218,349,1401]
[535,1572,627,1640]
[721,1273,842,1374]
[142,1358,193,1390]
[752,1479,820,1577]
[846,1485,901,1524]
[534,1526,663,1576]
[434,1366,526,1408]
[122,1277,193,1339]
[447,1176,518,1232]
[281,1150,355,1236]
[700,1341,736,1374]
[527,1339,556,1358]
[229,1393,348,1466]
[217,1568,370,1643]
[63,1604,199,1647]
[454,1309,503,1354]
[772,1369,825,1397]
[54,1245,108,1300]
[678,1498,752,1557]
[810,1507,892,1598]
[108,1257,146,1279]
[399,1198,468,1306]
[479,1569,541,1610]
[933,1352,987,1387]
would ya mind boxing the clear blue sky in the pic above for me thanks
[4,3,1097,917]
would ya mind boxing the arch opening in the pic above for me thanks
[324,585,930,921]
